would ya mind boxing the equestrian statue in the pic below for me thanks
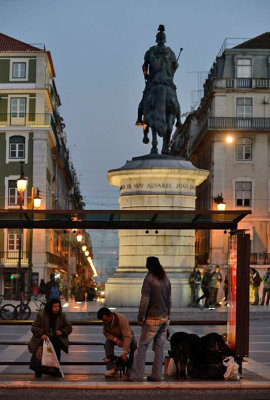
[136,25,182,154]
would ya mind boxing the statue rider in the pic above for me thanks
[136,25,181,128]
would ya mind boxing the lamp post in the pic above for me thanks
[16,162,27,293]
[28,188,42,297]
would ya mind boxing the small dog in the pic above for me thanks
[168,332,200,379]
[104,355,127,378]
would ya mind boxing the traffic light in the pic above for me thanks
[10,274,14,280]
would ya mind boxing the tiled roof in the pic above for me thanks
[234,32,270,49]
[0,33,44,52]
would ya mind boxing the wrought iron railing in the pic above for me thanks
[207,117,270,130]
[0,113,50,126]
[46,251,67,268]
[250,252,270,265]
[0,251,29,265]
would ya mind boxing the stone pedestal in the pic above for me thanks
[105,154,208,307]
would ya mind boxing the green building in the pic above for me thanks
[0,33,87,299]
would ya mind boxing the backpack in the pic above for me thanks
[253,272,261,287]
[50,285,59,298]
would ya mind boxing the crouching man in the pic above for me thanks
[97,307,137,377]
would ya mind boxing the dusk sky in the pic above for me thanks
[1,0,270,209]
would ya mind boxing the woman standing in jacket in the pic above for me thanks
[130,256,171,382]
[28,298,72,377]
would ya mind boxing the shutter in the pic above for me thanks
[28,59,36,83]
[29,97,36,121]
[0,59,10,83]
[0,97,8,122]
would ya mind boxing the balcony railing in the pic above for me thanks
[250,252,270,265]
[46,251,67,268]
[0,251,29,265]
[0,113,51,126]
[207,117,270,130]
[224,78,270,89]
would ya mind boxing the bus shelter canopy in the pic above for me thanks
[0,209,251,230]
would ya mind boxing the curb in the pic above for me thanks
[0,381,270,390]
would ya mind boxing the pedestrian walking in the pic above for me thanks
[209,265,222,308]
[45,273,60,301]
[260,267,270,306]
[189,266,201,306]
[130,256,171,382]
[251,267,261,305]
[196,265,211,308]
[97,307,137,377]
[38,279,46,302]
[28,298,72,377]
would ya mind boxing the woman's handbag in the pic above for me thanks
[41,337,64,377]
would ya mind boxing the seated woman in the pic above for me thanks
[28,298,72,377]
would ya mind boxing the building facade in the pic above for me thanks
[0,33,90,298]
[171,33,270,273]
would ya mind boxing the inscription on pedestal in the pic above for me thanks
[120,182,195,194]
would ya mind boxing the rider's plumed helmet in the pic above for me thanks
[156,24,166,44]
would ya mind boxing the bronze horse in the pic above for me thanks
[142,83,181,155]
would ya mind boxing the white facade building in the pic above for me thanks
[171,33,270,275]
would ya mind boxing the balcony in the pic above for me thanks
[46,251,67,268]
[250,252,270,265]
[0,251,29,265]
[223,78,270,89]
[0,113,51,127]
[207,117,270,130]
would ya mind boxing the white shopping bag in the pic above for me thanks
[164,357,176,377]
[223,356,240,380]
[41,337,64,377]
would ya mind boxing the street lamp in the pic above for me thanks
[16,162,28,293]
[214,193,226,211]
[85,250,89,257]
[81,245,87,252]
[33,188,42,210]
[76,233,83,242]
[17,163,27,203]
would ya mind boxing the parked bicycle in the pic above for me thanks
[14,292,46,320]
[0,295,15,320]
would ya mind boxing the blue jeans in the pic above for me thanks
[130,321,169,381]
[104,337,137,370]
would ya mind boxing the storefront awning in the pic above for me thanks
[0,209,251,230]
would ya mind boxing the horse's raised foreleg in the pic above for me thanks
[151,128,158,154]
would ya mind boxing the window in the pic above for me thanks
[12,62,26,79]
[10,98,26,117]
[8,180,19,205]
[236,98,253,118]
[9,136,25,159]
[236,59,252,78]
[236,138,252,161]
[8,180,24,206]
[7,232,20,251]
[235,181,252,207]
